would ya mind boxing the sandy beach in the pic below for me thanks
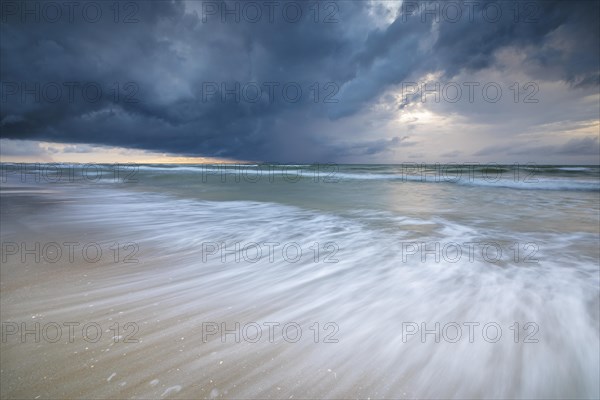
[1,166,599,399]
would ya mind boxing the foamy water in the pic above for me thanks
[1,164,599,398]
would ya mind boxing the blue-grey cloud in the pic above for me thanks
[1,0,598,162]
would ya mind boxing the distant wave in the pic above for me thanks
[332,172,600,191]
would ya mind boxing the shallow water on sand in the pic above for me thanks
[1,164,599,399]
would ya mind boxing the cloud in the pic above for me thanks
[0,139,47,157]
[328,135,415,157]
[555,136,600,155]
[473,136,600,159]
[1,0,598,162]
[441,150,462,158]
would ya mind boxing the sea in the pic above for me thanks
[0,163,599,399]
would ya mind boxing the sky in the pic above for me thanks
[0,0,599,164]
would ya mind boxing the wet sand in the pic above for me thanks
[1,183,599,399]
[0,189,355,399]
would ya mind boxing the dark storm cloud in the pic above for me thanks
[0,0,598,161]
[333,0,600,118]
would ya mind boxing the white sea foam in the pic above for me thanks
[161,385,182,397]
